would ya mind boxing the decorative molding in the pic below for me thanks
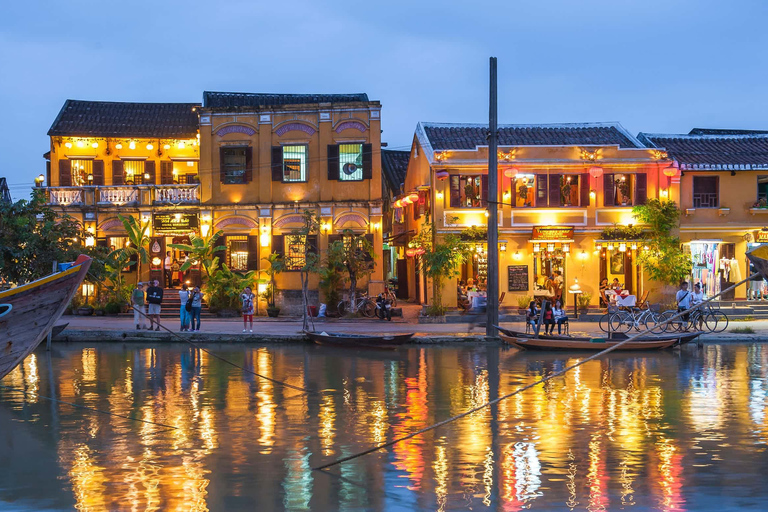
[215,124,257,137]
[335,211,368,227]
[334,120,367,133]
[275,122,316,137]
[259,208,272,217]
[98,217,124,232]
[215,215,258,229]
[320,206,333,216]
[370,110,380,118]
[273,213,308,228]
[200,116,211,125]
[319,112,331,121]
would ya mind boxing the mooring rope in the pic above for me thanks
[312,276,752,471]
[0,383,178,431]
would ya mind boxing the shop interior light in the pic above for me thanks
[129,141,136,150]
[562,243,570,253]
[547,243,555,252]
[65,142,72,148]
[146,143,154,151]
[76,140,85,148]
[619,243,627,252]
[91,142,99,149]
[513,250,522,261]
[115,143,123,149]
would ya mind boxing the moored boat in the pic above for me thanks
[498,332,677,351]
[494,326,699,347]
[0,255,91,380]
[306,331,414,348]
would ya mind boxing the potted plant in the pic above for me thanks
[517,295,533,314]
[77,304,94,316]
[518,179,531,207]
[577,293,592,316]
[104,302,122,316]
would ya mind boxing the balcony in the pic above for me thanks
[45,184,200,208]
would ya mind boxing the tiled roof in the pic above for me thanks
[381,149,409,193]
[689,128,768,136]
[421,122,643,150]
[639,132,768,170]
[203,91,371,109]
[48,100,200,138]
[0,177,11,204]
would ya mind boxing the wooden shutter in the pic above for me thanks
[603,173,615,207]
[634,173,647,205]
[145,161,156,184]
[271,235,285,257]
[536,174,548,207]
[580,173,591,206]
[327,144,340,180]
[548,173,561,207]
[46,160,51,186]
[244,147,253,182]
[306,235,319,255]
[59,160,71,186]
[160,161,173,184]
[247,235,259,270]
[362,143,373,180]
[481,175,489,206]
[271,146,283,181]
[219,148,227,182]
[92,160,104,186]
[449,176,460,207]
[413,198,420,220]
[112,160,124,186]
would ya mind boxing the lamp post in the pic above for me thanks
[35,174,45,187]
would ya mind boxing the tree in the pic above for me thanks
[411,223,469,316]
[632,199,692,285]
[331,229,375,314]
[0,191,89,284]
[284,210,321,331]
[318,241,346,315]
[109,214,150,285]
[169,230,225,280]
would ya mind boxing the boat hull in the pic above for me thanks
[499,333,677,351]
[307,331,414,349]
[0,257,91,380]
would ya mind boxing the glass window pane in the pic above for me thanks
[222,148,246,184]
[71,159,93,186]
[174,160,199,184]
[339,144,363,181]
[227,236,248,271]
[285,235,307,269]
[123,160,145,185]
[693,176,719,207]
[514,175,535,207]
[560,175,579,206]
[283,145,307,182]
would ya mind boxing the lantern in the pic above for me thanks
[663,164,679,178]
[436,170,449,180]
[589,166,604,179]
[394,199,402,208]
[619,243,627,252]
[408,192,419,203]
[503,167,519,178]
[406,248,416,257]
[415,247,425,256]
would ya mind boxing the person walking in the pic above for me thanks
[164,251,173,288]
[241,286,255,333]
[179,283,191,331]
[189,286,203,332]
[146,279,164,331]
[131,283,147,330]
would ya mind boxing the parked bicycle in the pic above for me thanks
[384,282,398,307]
[337,292,376,317]
[608,304,663,333]
[658,303,728,333]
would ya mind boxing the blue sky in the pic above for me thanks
[2,0,768,197]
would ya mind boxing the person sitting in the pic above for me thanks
[612,278,622,292]
[527,300,540,329]
[553,300,568,335]
[599,278,609,307]
[543,302,556,334]
[457,281,470,311]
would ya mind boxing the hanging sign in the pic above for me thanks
[507,265,529,292]
[153,213,198,232]
[756,230,768,243]
[531,226,574,241]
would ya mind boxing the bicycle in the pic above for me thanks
[384,283,398,307]
[659,303,728,333]
[608,304,662,333]
[337,292,376,317]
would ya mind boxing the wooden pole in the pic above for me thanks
[486,56,500,339]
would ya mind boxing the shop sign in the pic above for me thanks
[531,226,574,241]
[153,213,199,232]
[508,265,529,292]
[756,230,768,243]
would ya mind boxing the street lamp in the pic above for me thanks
[35,174,45,187]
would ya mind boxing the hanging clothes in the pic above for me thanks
[731,258,742,282]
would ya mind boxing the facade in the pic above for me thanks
[639,129,768,300]
[398,122,673,309]
[380,149,409,291]
[43,93,385,313]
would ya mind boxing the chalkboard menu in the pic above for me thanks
[508,265,529,292]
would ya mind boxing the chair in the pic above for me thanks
[498,292,506,304]
[636,290,650,309]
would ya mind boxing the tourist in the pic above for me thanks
[146,279,164,331]
[599,278,609,306]
[131,283,146,330]
[241,286,255,333]
[164,251,173,288]
[179,283,191,331]
[527,300,540,329]
[553,299,568,334]
[543,302,555,334]
[612,278,622,291]
[692,282,706,306]
[189,286,202,332]
[676,281,691,321]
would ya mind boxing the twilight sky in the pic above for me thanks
[2,0,768,198]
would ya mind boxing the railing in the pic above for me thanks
[99,187,139,205]
[693,193,719,208]
[154,184,199,204]
[47,187,83,206]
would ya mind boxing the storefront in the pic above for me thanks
[149,212,201,286]
[685,240,736,299]
[744,230,768,300]
[529,227,573,302]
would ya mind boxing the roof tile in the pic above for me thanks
[639,132,768,170]
[203,91,371,109]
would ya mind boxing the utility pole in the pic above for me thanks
[486,57,499,339]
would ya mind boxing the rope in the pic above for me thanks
[312,276,751,471]
[0,383,178,431]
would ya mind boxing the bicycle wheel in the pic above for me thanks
[337,300,348,316]
[610,311,632,333]
[361,300,376,318]
[705,312,729,333]
[658,310,681,333]
[598,314,610,333]
[642,312,659,333]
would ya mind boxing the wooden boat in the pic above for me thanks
[0,255,91,379]
[306,331,414,348]
[498,332,677,351]
[494,326,698,346]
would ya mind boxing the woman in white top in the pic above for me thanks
[552,300,568,335]
[691,282,705,306]
[179,284,190,331]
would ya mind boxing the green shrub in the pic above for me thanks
[730,326,755,334]
[104,302,122,315]
[205,264,256,312]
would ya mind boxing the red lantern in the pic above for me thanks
[408,192,419,203]
[503,167,519,178]
[435,170,449,180]
[415,247,425,256]
[401,196,411,205]
[589,166,604,179]
[406,248,417,257]
[663,164,679,178]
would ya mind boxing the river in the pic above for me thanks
[0,342,766,511]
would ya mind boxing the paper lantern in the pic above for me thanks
[415,247,425,256]
[435,170,449,180]
[663,164,679,178]
[406,248,417,257]
[394,199,402,208]
[589,166,604,179]
[408,193,419,203]
[503,167,519,178]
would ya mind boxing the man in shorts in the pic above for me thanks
[146,279,164,331]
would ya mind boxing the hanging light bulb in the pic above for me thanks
[91,142,99,149]
[177,141,186,149]
[129,141,136,150]
[115,143,123,149]
[65,142,72,149]
[164,144,171,150]
[146,143,154,151]
[76,140,85,148]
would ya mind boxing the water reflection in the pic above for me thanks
[1,343,768,510]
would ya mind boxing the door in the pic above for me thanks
[396,259,409,299]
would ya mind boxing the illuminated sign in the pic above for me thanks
[153,213,199,232]
[756,230,768,243]
[531,226,574,241]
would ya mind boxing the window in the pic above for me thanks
[758,176,768,202]
[283,145,307,182]
[513,175,535,207]
[222,148,247,184]
[285,235,307,270]
[338,144,364,181]
[123,160,145,185]
[174,160,199,184]
[693,176,719,208]
[449,175,486,208]
[560,175,580,206]
[612,174,634,206]
[227,235,248,271]
[71,159,93,186]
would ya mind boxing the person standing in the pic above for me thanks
[241,286,255,333]
[164,251,173,289]
[131,283,147,330]
[146,279,164,331]
[190,286,203,332]
[171,258,181,288]
[676,281,691,322]
[179,283,191,332]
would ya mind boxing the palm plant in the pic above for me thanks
[169,230,225,280]
[262,252,284,310]
[205,263,257,312]
[108,214,150,285]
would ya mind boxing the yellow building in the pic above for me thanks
[640,129,768,301]
[43,93,385,313]
[398,122,671,310]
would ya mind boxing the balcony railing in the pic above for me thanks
[44,184,200,207]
